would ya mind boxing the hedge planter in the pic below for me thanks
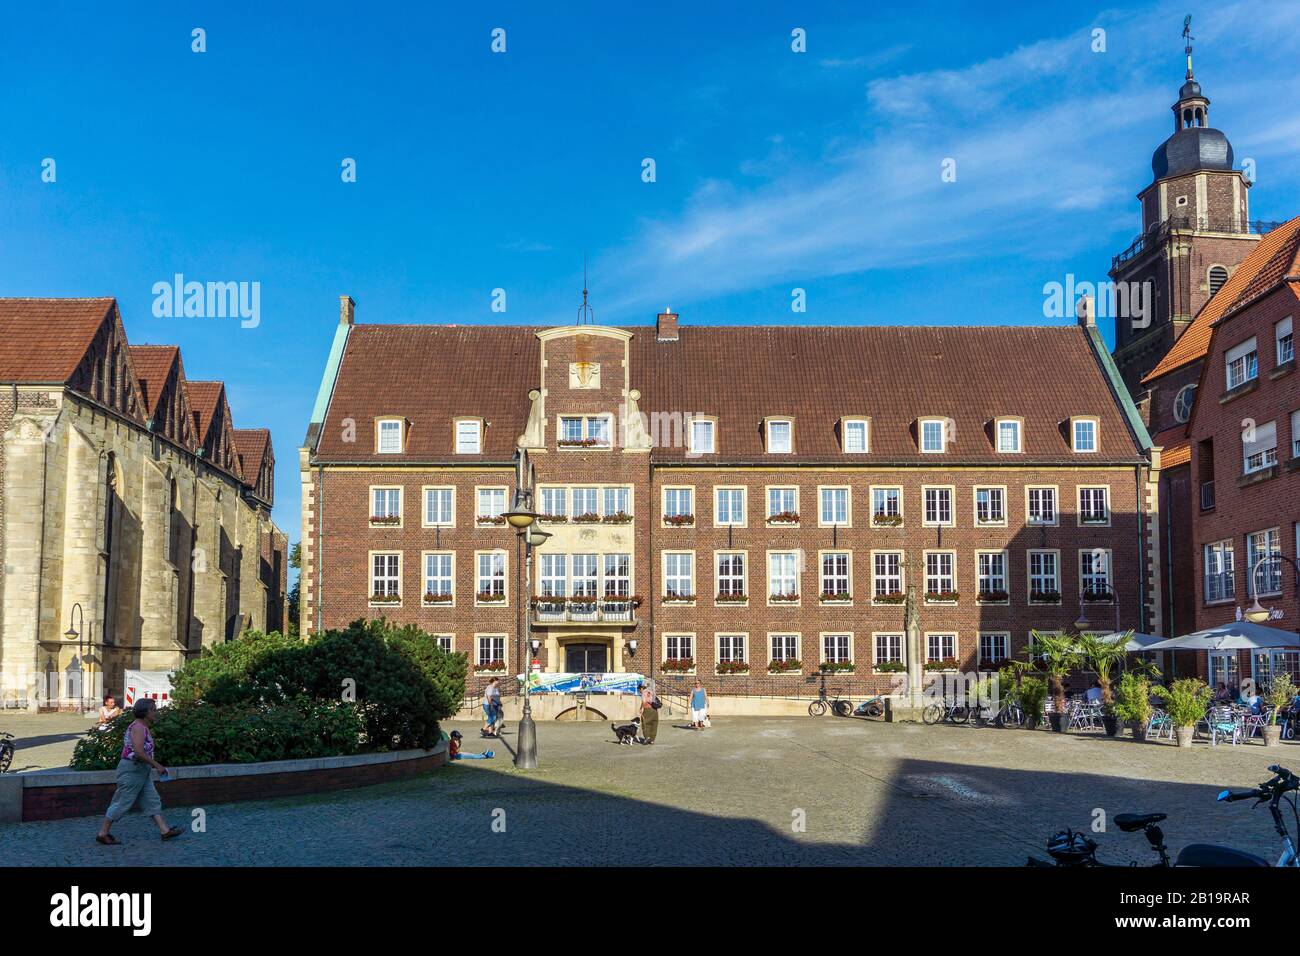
[1129,721,1148,742]
[1262,725,1283,747]
[1175,726,1195,749]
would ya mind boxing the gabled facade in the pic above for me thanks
[0,298,288,711]
[302,297,1162,704]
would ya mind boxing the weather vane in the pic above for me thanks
[1182,14,1194,77]
[576,255,595,325]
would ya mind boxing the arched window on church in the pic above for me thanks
[1208,265,1229,296]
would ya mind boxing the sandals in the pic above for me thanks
[161,826,183,841]
[95,833,120,846]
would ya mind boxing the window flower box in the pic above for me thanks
[369,515,401,527]
[924,657,961,672]
[769,592,800,603]
[476,515,507,526]
[557,437,600,448]
[1029,589,1062,604]
[661,658,695,674]
[715,592,748,604]
[539,514,568,523]
[476,591,507,603]
[977,589,1009,603]
[768,659,803,674]
[1080,516,1110,526]
[1081,588,1115,603]
[600,594,641,608]
[664,513,695,527]
[532,597,567,610]
[979,658,1014,672]
[602,511,633,524]
[818,661,855,674]
[925,590,960,603]
[873,661,906,674]
[716,661,750,675]
[474,660,506,674]
[766,511,800,525]
[422,592,453,605]
[819,591,852,603]
[872,513,903,527]
[572,512,601,524]
[873,591,905,605]
[663,592,696,604]
[369,593,401,605]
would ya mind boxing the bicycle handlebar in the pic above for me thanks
[1218,765,1298,803]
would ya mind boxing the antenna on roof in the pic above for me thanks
[1182,14,1194,78]
[577,255,595,326]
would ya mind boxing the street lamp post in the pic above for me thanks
[503,450,548,769]
[64,603,86,714]
[1074,587,1121,634]
[1245,554,1300,624]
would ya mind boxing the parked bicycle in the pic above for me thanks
[807,673,853,717]
[921,696,971,726]
[0,731,14,773]
[1028,764,1299,867]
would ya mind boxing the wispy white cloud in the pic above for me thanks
[598,1,1300,317]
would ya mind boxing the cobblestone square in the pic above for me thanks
[2,714,1292,866]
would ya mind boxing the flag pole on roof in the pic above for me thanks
[577,254,594,326]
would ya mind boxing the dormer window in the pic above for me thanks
[1071,417,1098,454]
[995,418,1022,454]
[376,418,404,454]
[558,415,611,449]
[842,418,869,454]
[455,419,482,454]
[765,418,793,454]
[688,417,716,455]
[919,418,947,454]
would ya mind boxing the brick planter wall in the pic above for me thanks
[9,744,446,823]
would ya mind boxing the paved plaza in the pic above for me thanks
[1,713,1293,866]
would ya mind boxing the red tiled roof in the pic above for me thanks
[127,345,179,416]
[316,323,1144,464]
[232,428,270,487]
[1151,423,1190,469]
[1144,215,1300,384]
[0,298,115,383]
[185,381,225,443]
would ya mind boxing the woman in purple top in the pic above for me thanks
[96,698,182,845]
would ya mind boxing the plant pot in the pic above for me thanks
[1262,725,1283,747]
[1129,721,1148,742]
[1025,715,1041,730]
[1102,715,1120,737]
[1175,726,1195,749]
[1048,713,1069,733]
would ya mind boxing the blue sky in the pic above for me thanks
[2,0,1298,543]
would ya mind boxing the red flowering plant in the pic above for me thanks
[557,437,599,448]
[819,590,851,603]
[924,657,961,671]
[601,511,633,524]
[663,590,696,603]
[766,511,800,525]
[925,590,960,603]
[716,661,750,675]
[768,659,802,673]
[369,592,401,604]
[661,658,695,673]
[476,514,507,525]
[476,590,506,603]
[663,513,695,526]
[474,660,506,673]
[769,591,800,603]
[715,592,748,603]
[977,589,1010,603]
[422,592,453,605]
[571,512,601,524]
[873,591,905,605]
[369,514,401,527]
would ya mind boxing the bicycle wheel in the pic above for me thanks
[921,702,944,725]
[968,707,986,728]
[832,699,853,718]
[808,699,828,717]
[866,702,884,718]
[949,705,970,725]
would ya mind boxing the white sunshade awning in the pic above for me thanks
[1143,620,1300,652]
[1097,631,1166,652]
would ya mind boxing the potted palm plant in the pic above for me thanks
[1153,678,1211,748]
[1018,676,1047,730]
[1113,670,1152,741]
[1262,673,1296,748]
[1029,630,1080,733]
[1077,632,1131,736]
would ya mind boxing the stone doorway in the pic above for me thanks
[564,642,609,673]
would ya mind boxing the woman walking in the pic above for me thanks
[690,680,709,730]
[482,677,502,738]
[95,699,182,845]
[638,682,659,745]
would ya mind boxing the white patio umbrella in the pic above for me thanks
[1143,620,1300,652]
[1097,630,1166,652]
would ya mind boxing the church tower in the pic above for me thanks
[1110,19,1263,414]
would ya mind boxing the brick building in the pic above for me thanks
[301,296,1162,703]
[1185,222,1300,688]
[0,298,288,710]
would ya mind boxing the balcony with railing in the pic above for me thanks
[532,596,639,627]
[1113,217,1281,269]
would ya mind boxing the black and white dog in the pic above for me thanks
[611,717,642,745]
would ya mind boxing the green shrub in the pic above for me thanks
[1113,671,1152,726]
[1153,678,1211,728]
[171,629,301,706]
[1017,676,1048,721]
[71,699,363,770]
[1265,672,1296,725]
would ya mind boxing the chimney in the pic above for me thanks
[656,307,679,341]
[1076,294,1095,328]
[340,295,356,326]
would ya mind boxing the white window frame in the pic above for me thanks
[1079,549,1113,600]
[475,634,506,670]
[1243,421,1278,474]
[919,418,947,454]
[973,485,1006,526]
[663,551,696,601]
[687,417,716,455]
[1246,529,1282,597]
[766,485,799,523]
[819,551,851,601]
[1077,485,1110,526]
[1276,316,1294,366]
[715,551,747,602]
[767,550,800,604]
[871,550,904,603]
[765,418,794,454]
[714,486,747,527]
[716,633,748,667]
[369,486,402,527]
[995,418,1022,454]
[769,632,801,664]
[924,550,957,602]
[925,632,958,666]
[978,632,1011,667]
[1026,485,1058,526]
[475,550,508,605]
[422,551,455,606]
[662,485,696,526]
[873,632,904,667]
[976,551,1008,602]
[870,486,902,526]
[1028,549,1061,602]
[422,486,455,527]
[922,485,954,527]
[376,418,404,455]
[475,486,507,523]
[1071,417,1098,454]
[842,417,869,454]
[821,632,852,666]
[664,633,695,668]
[1226,337,1259,391]
[454,418,483,454]
[369,551,402,604]
[1203,539,1236,604]
[557,414,613,449]
[818,486,851,527]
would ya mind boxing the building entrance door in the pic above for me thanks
[565,643,609,673]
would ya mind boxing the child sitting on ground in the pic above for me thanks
[448,729,494,760]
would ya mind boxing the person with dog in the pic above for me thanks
[690,680,708,730]
[638,681,659,744]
